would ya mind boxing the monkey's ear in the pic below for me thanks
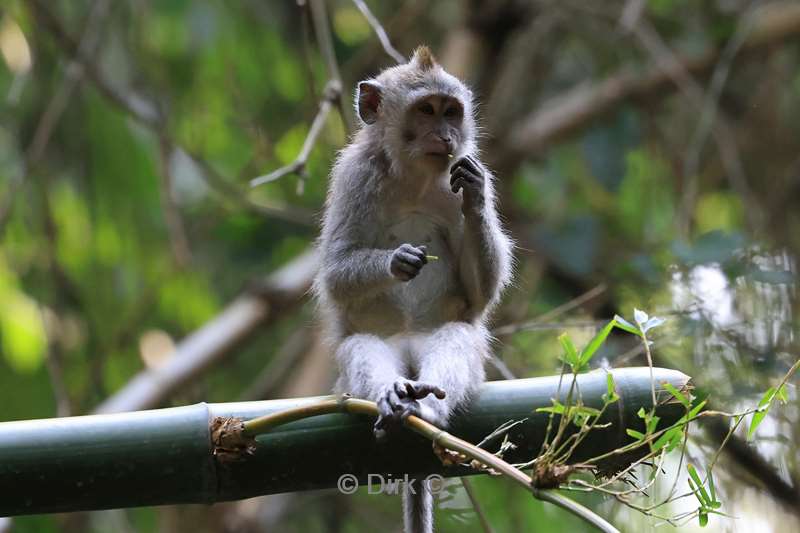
[357,81,382,125]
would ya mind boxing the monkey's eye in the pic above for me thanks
[418,102,435,115]
[443,106,461,118]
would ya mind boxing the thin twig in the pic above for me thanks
[309,0,354,133]
[39,305,73,417]
[157,136,192,268]
[501,3,800,164]
[641,331,657,408]
[31,0,312,227]
[0,0,111,239]
[238,327,315,400]
[250,80,342,188]
[489,283,607,380]
[243,397,621,533]
[460,478,495,533]
[682,3,761,229]
[190,153,316,226]
[493,284,607,337]
[351,0,406,64]
[626,16,759,236]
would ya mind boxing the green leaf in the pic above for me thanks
[536,400,565,415]
[748,411,768,440]
[688,464,711,506]
[626,428,646,440]
[602,373,619,403]
[748,387,777,440]
[678,399,707,424]
[663,382,691,408]
[776,384,788,404]
[637,407,647,419]
[708,471,717,504]
[699,511,708,527]
[758,387,777,408]
[574,405,601,417]
[651,429,672,452]
[646,414,660,434]
[579,320,615,365]
[652,427,683,453]
[558,333,579,366]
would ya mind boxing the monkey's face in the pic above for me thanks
[402,95,464,170]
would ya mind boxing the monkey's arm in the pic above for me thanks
[451,157,513,316]
[319,243,395,301]
[318,171,428,303]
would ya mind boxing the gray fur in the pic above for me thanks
[314,46,513,533]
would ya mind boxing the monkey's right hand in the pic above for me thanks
[374,379,446,440]
[389,243,428,281]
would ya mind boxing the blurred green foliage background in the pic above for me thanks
[0,0,798,531]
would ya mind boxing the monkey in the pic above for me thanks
[314,46,513,533]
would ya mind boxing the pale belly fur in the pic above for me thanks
[343,211,467,335]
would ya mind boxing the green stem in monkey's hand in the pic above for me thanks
[241,397,620,533]
[426,255,440,261]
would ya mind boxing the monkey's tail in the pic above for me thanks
[403,477,433,533]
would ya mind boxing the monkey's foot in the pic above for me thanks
[374,379,446,440]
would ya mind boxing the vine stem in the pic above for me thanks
[242,397,620,533]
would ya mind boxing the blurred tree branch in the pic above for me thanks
[0,0,112,238]
[157,136,193,269]
[351,0,406,63]
[250,80,342,190]
[704,413,800,513]
[28,0,314,228]
[500,2,800,166]
[309,0,353,133]
[95,250,319,414]
[623,9,759,236]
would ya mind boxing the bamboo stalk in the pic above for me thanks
[0,367,689,516]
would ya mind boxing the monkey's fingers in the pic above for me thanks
[394,380,409,399]
[397,252,425,268]
[393,263,420,280]
[399,400,422,421]
[464,155,483,175]
[450,168,478,191]
[449,155,482,177]
[450,176,464,194]
[450,155,483,175]
[451,167,478,183]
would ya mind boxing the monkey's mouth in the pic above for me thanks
[424,151,451,159]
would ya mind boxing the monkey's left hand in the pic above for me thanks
[450,155,485,214]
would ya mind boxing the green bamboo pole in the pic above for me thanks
[0,367,689,516]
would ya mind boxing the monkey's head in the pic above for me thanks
[355,46,477,174]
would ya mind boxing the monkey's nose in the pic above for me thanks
[440,137,453,153]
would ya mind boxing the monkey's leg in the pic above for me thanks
[401,323,487,533]
[409,322,488,428]
[333,334,415,438]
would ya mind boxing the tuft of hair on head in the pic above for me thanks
[410,45,436,71]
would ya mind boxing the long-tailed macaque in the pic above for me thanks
[314,46,513,533]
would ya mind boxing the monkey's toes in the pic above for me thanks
[399,401,423,421]
[399,380,446,401]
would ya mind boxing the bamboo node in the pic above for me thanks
[211,416,257,464]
